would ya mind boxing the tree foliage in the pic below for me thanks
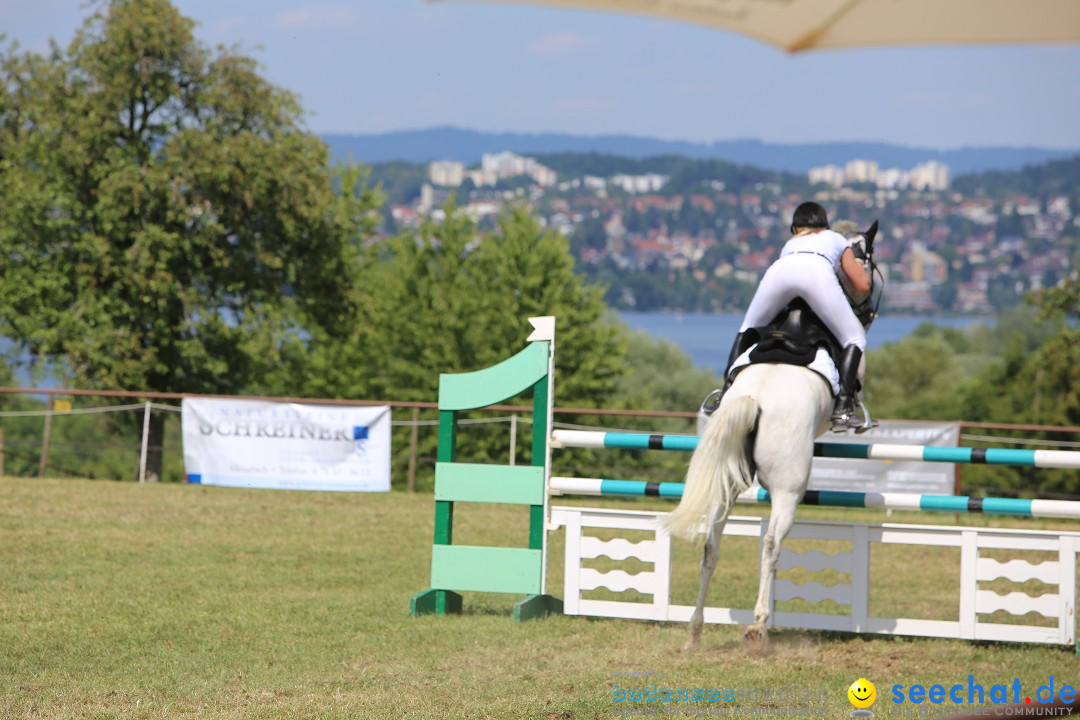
[951,155,1080,197]
[0,0,378,479]
[287,202,627,480]
[865,294,1080,495]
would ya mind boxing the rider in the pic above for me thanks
[720,201,871,431]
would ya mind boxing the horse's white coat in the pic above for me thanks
[663,363,834,650]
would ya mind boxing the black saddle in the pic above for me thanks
[744,298,843,375]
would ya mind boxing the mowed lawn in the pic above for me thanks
[2,477,1078,720]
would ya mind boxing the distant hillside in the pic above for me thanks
[322,127,1078,175]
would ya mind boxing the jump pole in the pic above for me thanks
[551,429,1080,470]
[549,476,1080,520]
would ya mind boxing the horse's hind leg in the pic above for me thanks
[745,491,800,651]
[683,516,726,652]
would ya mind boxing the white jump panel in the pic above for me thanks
[549,506,1079,647]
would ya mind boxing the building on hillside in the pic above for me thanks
[906,241,948,284]
[807,160,951,193]
[886,281,936,311]
[611,173,669,194]
[845,159,879,185]
[909,161,949,191]
[478,151,557,187]
[876,168,909,190]
[429,160,465,187]
[482,151,528,177]
[955,283,992,313]
[528,164,557,187]
[583,175,607,194]
[418,183,452,214]
[809,164,845,187]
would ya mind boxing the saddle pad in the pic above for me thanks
[730,344,840,396]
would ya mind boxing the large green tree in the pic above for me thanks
[955,273,1080,495]
[0,0,377,480]
[294,203,628,482]
[302,203,625,405]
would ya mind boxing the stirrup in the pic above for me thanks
[700,387,725,417]
[697,386,728,435]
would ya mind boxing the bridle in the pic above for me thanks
[848,220,884,330]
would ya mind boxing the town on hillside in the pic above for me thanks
[380,151,1079,315]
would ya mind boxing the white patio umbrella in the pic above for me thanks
[436,0,1080,52]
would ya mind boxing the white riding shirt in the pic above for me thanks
[779,228,850,266]
[738,228,867,352]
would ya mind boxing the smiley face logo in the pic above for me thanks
[848,678,877,712]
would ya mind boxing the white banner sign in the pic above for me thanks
[181,398,391,492]
[808,420,961,494]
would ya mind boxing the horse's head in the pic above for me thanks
[835,220,881,329]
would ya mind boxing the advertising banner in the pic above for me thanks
[808,420,961,494]
[181,398,391,492]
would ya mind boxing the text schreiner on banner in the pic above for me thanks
[181,398,391,492]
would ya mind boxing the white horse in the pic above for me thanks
[664,222,879,652]
[665,364,832,650]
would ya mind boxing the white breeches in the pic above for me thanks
[740,255,867,351]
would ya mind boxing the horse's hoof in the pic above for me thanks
[744,626,769,653]
[682,637,701,652]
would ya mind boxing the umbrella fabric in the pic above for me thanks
[440,0,1080,52]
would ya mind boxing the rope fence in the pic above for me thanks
[1,387,1078,496]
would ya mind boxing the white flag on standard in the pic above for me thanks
[181,398,391,492]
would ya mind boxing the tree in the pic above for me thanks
[864,331,968,420]
[0,0,378,480]
[296,202,627,483]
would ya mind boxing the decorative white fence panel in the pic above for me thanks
[549,506,1079,647]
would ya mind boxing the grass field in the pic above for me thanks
[2,477,1078,720]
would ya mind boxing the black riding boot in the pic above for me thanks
[701,331,756,416]
[831,345,863,432]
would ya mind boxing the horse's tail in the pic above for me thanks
[663,395,759,540]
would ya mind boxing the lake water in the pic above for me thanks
[5,312,992,390]
[618,311,993,375]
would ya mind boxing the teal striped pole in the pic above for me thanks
[547,477,1080,520]
[550,430,1080,470]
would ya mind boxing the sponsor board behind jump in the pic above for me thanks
[181,398,391,492]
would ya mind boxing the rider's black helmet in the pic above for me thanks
[790,201,829,233]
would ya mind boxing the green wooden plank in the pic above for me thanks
[529,504,544,550]
[438,341,549,411]
[430,545,542,595]
[437,410,457,463]
[434,463,544,505]
[433,500,454,545]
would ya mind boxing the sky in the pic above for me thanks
[3,0,1080,151]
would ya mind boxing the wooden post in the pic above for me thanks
[38,396,54,478]
[406,407,419,492]
[138,401,151,483]
[509,414,518,466]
